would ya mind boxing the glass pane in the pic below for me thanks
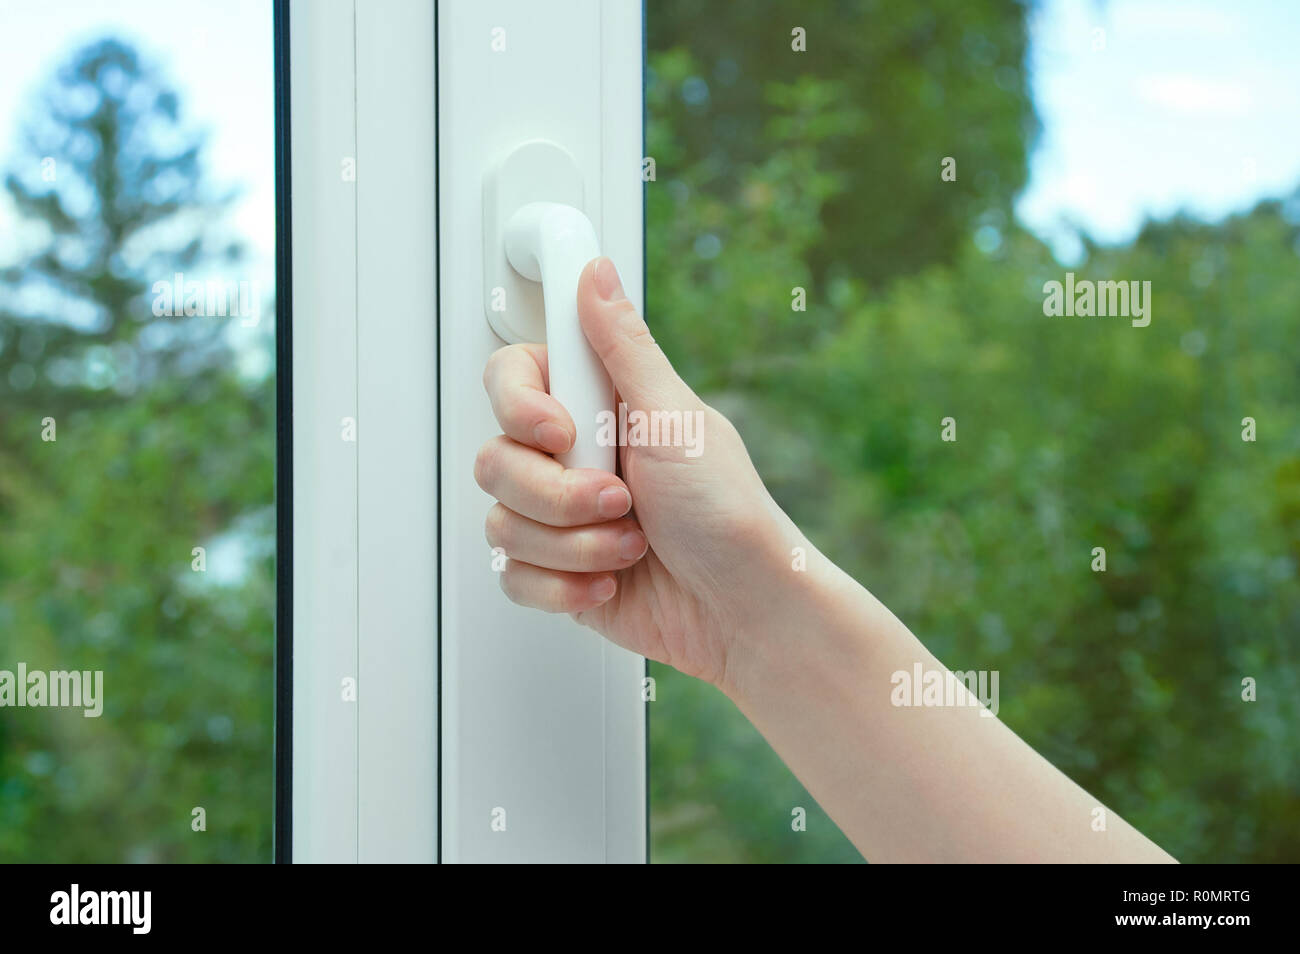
[0,0,276,862]
[647,1,1300,862]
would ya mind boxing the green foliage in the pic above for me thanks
[3,6,1296,865]
[647,0,1036,289]
[646,21,1300,860]
[0,39,273,862]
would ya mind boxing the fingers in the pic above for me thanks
[482,342,575,455]
[481,286,672,617]
[498,560,619,614]
[485,503,647,573]
[577,257,697,411]
[474,435,632,526]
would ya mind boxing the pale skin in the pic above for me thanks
[475,256,1177,864]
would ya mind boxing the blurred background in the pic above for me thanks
[0,0,275,861]
[1,0,1297,862]
[644,0,1300,862]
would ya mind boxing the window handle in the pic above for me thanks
[502,201,615,473]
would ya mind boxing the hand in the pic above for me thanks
[476,259,1179,865]
[475,256,802,689]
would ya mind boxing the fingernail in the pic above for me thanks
[597,486,632,519]
[533,421,572,453]
[619,530,649,561]
[589,576,617,603]
[594,257,626,301]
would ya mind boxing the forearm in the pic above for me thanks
[724,543,1177,863]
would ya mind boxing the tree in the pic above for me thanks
[647,0,1036,289]
[0,38,273,862]
[646,4,1300,861]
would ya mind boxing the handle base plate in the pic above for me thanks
[482,140,587,344]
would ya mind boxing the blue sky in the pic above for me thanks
[0,0,275,264]
[1017,0,1300,261]
[0,0,1298,268]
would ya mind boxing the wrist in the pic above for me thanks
[717,527,869,705]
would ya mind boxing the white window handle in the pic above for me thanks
[502,201,616,473]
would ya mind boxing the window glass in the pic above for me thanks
[646,0,1300,862]
[0,0,276,862]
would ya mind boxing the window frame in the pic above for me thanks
[279,0,647,864]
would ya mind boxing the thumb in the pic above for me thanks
[578,257,696,411]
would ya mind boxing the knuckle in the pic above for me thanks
[484,502,511,550]
[553,468,581,523]
[473,436,505,492]
[616,301,657,347]
[591,300,642,361]
[483,346,511,395]
[625,317,655,346]
[571,529,594,570]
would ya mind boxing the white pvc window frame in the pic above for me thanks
[286,0,439,863]
[283,0,646,863]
